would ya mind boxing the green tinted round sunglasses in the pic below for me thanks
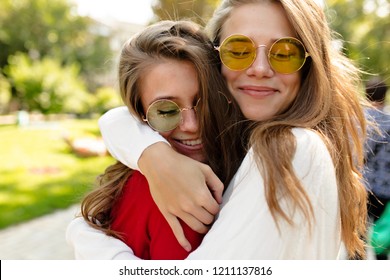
[143,99,200,132]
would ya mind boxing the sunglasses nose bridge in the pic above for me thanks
[179,105,196,119]
[180,106,194,112]
[249,44,273,73]
[255,44,269,60]
[256,44,267,49]
[177,98,200,125]
[180,106,197,122]
[178,107,198,131]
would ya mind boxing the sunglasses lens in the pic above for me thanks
[269,38,307,74]
[146,100,181,132]
[219,35,256,71]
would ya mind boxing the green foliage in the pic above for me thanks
[0,0,113,88]
[92,86,123,114]
[0,118,115,229]
[151,0,220,25]
[0,72,11,113]
[326,0,390,79]
[5,53,91,114]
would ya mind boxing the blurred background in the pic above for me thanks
[0,0,389,259]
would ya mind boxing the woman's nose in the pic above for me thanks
[179,109,198,133]
[246,46,274,78]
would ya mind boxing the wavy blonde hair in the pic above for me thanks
[207,0,369,259]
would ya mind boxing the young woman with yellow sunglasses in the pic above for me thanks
[68,0,369,259]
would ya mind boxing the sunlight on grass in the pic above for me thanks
[0,119,115,229]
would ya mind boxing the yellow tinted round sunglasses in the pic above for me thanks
[216,34,310,74]
[143,99,200,132]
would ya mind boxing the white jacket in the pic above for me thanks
[66,107,341,259]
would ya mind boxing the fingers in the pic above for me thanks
[165,214,192,252]
[201,164,224,205]
[197,192,220,217]
[180,201,216,230]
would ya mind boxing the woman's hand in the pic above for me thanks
[138,142,224,251]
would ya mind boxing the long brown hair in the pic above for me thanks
[81,20,248,237]
[207,0,369,259]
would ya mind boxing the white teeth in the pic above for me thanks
[180,139,202,146]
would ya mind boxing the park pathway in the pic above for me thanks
[0,204,79,260]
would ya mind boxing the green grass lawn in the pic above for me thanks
[0,118,115,229]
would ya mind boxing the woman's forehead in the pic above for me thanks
[220,2,295,42]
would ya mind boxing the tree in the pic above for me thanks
[151,0,220,26]
[0,0,113,87]
[326,0,390,79]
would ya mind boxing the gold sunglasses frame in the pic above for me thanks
[142,98,201,132]
[216,34,310,74]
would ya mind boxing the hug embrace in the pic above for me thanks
[67,0,370,260]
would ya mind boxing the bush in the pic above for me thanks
[5,53,92,114]
[0,72,11,114]
[92,86,123,114]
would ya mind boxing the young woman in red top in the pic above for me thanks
[79,20,247,259]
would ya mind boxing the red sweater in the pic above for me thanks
[111,171,204,260]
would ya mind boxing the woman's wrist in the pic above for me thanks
[138,142,174,175]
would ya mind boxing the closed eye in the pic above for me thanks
[157,109,180,117]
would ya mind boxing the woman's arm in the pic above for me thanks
[66,217,140,260]
[98,106,169,170]
[69,128,340,260]
[98,107,224,250]
[186,129,341,259]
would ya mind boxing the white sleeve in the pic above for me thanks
[187,128,340,259]
[98,107,169,170]
[66,217,140,260]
